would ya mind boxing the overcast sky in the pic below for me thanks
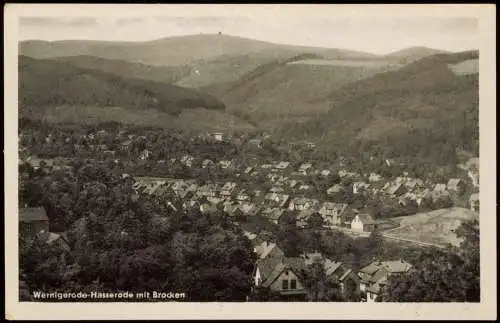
[17,5,479,55]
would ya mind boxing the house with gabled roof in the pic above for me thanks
[385,182,407,197]
[186,183,199,193]
[219,160,233,169]
[274,161,290,171]
[318,202,347,226]
[210,132,225,142]
[37,231,71,253]
[254,241,285,260]
[269,186,285,194]
[248,139,263,149]
[200,203,218,215]
[358,260,413,302]
[236,189,251,202]
[300,256,360,301]
[206,196,224,206]
[404,178,424,191]
[150,183,171,198]
[244,230,258,241]
[415,188,433,207]
[252,256,308,301]
[261,164,273,170]
[182,199,199,210]
[238,202,259,216]
[338,169,357,179]
[120,140,132,151]
[170,180,190,194]
[252,251,359,301]
[320,169,331,177]
[196,184,218,198]
[368,172,383,183]
[143,180,167,195]
[298,184,312,191]
[398,192,418,207]
[264,208,286,224]
[353,181,370,195]
[202,159,215,168]
[286,179,298,189]
[288,197,319,212]
[266,173,279,183]
[223,201,240,216]
[140,149,151,160]
[295,210,320,228]
[298,163,313,174]
[326,184,344,196]
[20,207,49,240]
[264,193,290,209]
[180,155,195,167]
[253,189,263,198]
[220,182,237,198]
[351,214,377,232]
[243,166,254,174]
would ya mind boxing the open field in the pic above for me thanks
[287,58,402,69]
[448,58,479,76]
[385,207,479,248]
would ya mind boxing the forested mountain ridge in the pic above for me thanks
[19,55,226,116]
[276,50,479,167]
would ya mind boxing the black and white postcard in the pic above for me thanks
[4,3,496,320]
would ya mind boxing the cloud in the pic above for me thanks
[438,17,478,32]
[17,14,479,53]
[154,16,251,28]
[19,17,98,27]
[114,17,146,26]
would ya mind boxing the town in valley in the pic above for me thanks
[17,11,481,303]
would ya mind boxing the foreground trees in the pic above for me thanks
[378,220,480,302]
[20,162,256,301]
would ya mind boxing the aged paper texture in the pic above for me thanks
[4,3,496,320]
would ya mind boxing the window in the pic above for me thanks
[290,279,297,290]
[24,223,32,234]
[282,280,289,290]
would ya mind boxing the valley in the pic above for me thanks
[17,32,481,304]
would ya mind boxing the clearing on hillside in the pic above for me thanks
[385,207,479,248]
[448,58,479,76]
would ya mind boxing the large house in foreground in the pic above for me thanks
[252,256,309,301]
[358,260,413,302]
[251,242,360,301]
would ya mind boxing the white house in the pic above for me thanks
[351,214,376,233]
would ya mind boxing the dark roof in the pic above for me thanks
[283,257,308,275]
[368,268,388,283]
[20,207,48,222]
[259,255,309,288]
[356,213,376,224]
[257,257,283,285]
[261,262,286,288]
[358,263,381,276]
